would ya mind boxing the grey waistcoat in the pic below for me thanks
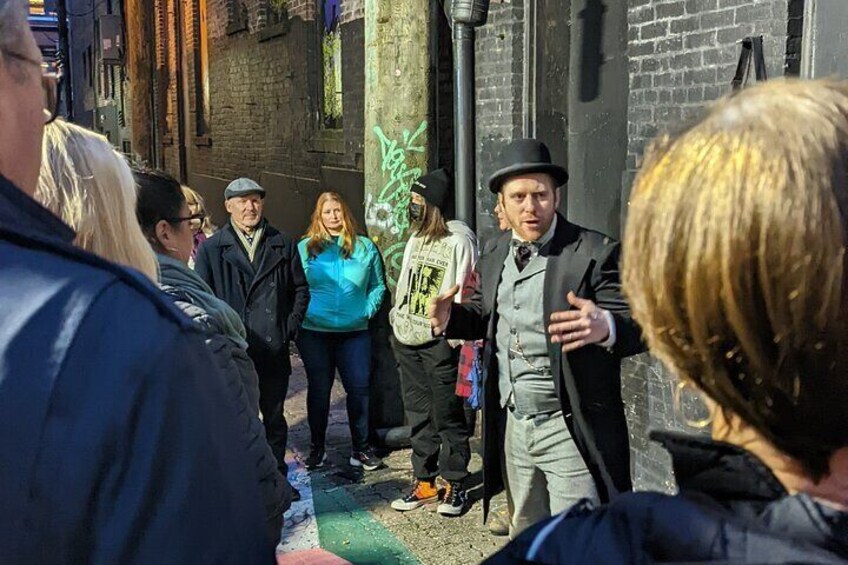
[496,250,561,417]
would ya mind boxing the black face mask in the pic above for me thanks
[409,202,425,222]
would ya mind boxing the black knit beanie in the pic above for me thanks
[411,168,454,212]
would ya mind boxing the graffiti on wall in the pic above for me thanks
[367,120,428,286]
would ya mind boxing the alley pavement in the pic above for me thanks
[279,354,508,564]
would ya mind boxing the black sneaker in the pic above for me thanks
[437,481,467,516]
[305,447,327,470]
[349,448,383,471]
[391,479,439,511]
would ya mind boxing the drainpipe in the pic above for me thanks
[450,0,489,231]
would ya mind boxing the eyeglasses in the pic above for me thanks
[165,212,205,225]
[1,50,62,124]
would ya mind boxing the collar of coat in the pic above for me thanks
[0,173,76,244]
[213,221,287,250]
[653,430,848,557]
[651,430,788,502]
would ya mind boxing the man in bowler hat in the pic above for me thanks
[429,139,644,536]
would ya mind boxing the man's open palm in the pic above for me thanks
[429,284,460,336]
[549,291,610,352]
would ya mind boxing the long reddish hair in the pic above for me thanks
[304,192,362,258]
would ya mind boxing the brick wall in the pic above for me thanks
[288,0,316,21]
[623,0,801,492]
[474,0,526,243]
[625,0,792,188]
[153,0,364,229]
[340,0,363,25]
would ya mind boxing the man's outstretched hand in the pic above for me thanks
[549,291,610,353]
[429,284,460,336]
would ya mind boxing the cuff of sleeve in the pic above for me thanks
[599,310,617,349]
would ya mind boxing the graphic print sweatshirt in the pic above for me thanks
[391,220,478,346]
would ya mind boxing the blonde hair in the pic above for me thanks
[623,79,848,480]
[303,192,362,258]
[181,184,217,235]
[35,120,158,282]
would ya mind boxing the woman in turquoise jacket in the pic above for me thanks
[297,192,386,472]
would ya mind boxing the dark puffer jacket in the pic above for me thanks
[161,285,291,541]
[486,431,848,564]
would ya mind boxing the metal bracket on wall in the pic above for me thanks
[731,36,768,91]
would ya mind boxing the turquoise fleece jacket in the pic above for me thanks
[297,235,386,332]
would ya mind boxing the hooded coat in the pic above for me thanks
[486,432,848,564]
[158,256,291,538]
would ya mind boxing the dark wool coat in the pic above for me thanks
[446,214,645,519]
[195,222,310,375]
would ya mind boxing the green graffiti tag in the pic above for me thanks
[367,120,428,287]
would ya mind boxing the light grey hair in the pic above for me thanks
[0,0,28,55]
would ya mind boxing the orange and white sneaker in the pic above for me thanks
[390,479,439,511]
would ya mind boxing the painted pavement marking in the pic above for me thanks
[277,451,321,554]
[276,449,419,564]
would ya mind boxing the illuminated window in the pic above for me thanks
[29,0,46,15]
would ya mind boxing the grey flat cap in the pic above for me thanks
[224,177,266,200]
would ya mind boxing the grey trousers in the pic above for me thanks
[504,409,599,538]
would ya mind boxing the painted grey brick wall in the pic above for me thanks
[474,0,526,244]
[623,0,801,493]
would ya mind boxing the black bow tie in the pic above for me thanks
[512,240,536,272]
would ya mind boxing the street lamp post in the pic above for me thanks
[450,0,489,231]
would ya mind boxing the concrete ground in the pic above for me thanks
[279,355,508,564]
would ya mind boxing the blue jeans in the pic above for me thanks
[296,329,372,452]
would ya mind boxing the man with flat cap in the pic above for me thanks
[196,178,310,492]
[429,139,644,537]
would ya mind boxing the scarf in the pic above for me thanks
[231,218,265,263]
[157,253,249,350]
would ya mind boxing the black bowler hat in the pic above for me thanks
[412,168,454,211]
[487,139,569,193]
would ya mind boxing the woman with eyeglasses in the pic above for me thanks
[133,167,291,545]
[34,120,290,548]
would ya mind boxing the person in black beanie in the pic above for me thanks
[389,168,479,516]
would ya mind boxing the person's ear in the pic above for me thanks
[554,187,561,209]
[155,219,172,248]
